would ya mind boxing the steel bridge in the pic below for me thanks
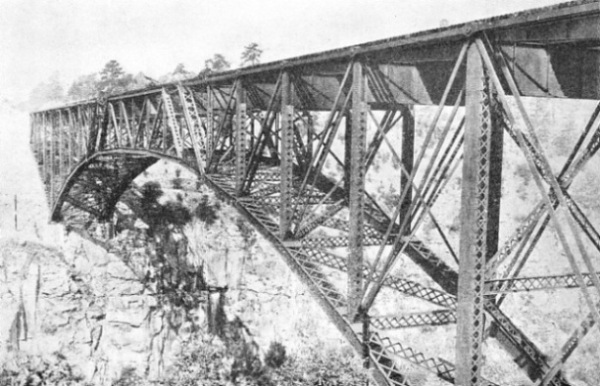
[29,1,600,385]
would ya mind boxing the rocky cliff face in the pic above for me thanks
[0,170,352,385]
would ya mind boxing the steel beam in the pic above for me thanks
[280,72,294,239]
[42,113,47,182]
[49,113,55,205]
[348,61,367,319]
[58,111,64,178]
[455,41,499,386]
[235,80,248,194]
[206,85,215,165]
[400,105,414,234]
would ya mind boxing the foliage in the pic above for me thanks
[67,73,100,101]
[194,194,221,226]
[162,201,192,227]
[0,352,87,386]
[113,181,202,311]
[29,72,65,110]
[160,63,197,83]
[207,54,231,72]
[199,54,231,78]
[236,216,257,248]
[141,181,164,202]
[164,335,368,386]
[270,345,369,386]
[98,60,134,95]
[241,43,263,67]
[164,319,267,386]
[66,60,154,101]
[111,366,147,386]
[264,341,286,369]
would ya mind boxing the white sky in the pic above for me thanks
[0,0,570,102]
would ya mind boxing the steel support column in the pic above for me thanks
[400,105,414,234]
[58,111,64,178]
[344,112,352,195]
[348,61,367,318]
[67,110,73,171]
[235,80,248,194]
[207,85,215,166]
[280,72,294,239]
[456,41,501,385]
[49,112,55,204]
[42,113,47,179]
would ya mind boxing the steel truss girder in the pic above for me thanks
[485,272,600,294]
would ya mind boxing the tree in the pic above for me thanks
[29,72,65,109]
[67,73,100,101]
[204,54,231,73]
[173,63,195,79]
[98,60,134,95]
[160,63,196,83]
[241,43,262,67]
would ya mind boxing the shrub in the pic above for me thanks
[172,177,183,189]
[161,201,192,227]
[194,194,219,226]
[141,181,163,203]
[111,366,146,386]
[264,341,286,369]
[0,352,87,386]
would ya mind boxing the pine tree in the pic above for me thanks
[98,60,134,95]
[67,73,100,101]
[240,43,262,67]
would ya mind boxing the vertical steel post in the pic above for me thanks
[58,111,63,178]
[235,80,248,194]
[487,94,504,259]
[29,115,34,154]
[456,41,502,385]
[31,115,37,158]
[31,115,36,155]
[348,61,367,318]
[280,72,294,239]
[344,112,352,195]
[42,113,47,181]
[49,112,55,205]
[306,113,313,164]
[76,106,82,159]
[207,85,214,165]
[67,109,73,172]
[400,105,415,233]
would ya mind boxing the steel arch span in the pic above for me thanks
[49,149,203,222]
[30,2,600,385]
